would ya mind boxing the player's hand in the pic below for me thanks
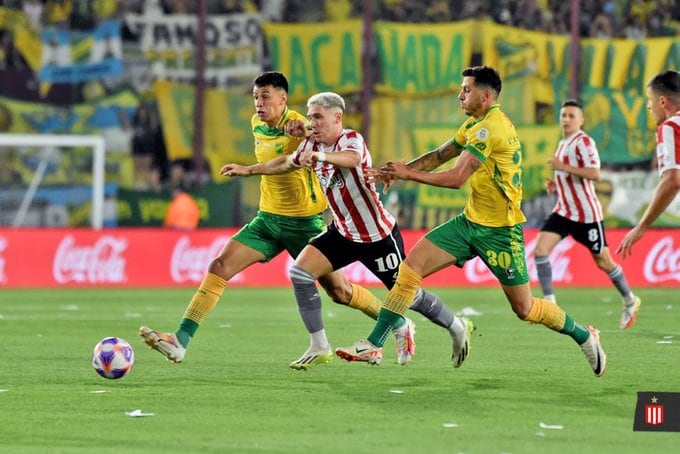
[366,167,396,194]
[545,178,556,195]
[381,160,410,181]
[220,163,250,177]
[298,148,315,166]
[282,120,308,138]
[616,225,646,258]
[547,156,564,172]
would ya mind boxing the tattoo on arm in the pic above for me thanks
[407,142,461,172]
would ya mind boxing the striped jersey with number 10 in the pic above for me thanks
[252,107,327,217]
[551,130,603,224]
[291,129,395,243]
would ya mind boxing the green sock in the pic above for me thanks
[176,318,199,348]
[560,314,590,344]
[367,308,405,347]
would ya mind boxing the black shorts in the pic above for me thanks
[309,224,405,289]
[540,213,608,254]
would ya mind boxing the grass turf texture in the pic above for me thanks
[0,287,678,453]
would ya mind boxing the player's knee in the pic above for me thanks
[593,254,614,272]
[289,265,316,286]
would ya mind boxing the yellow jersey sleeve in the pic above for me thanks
[456,105,526,227]
[252,108,327,216]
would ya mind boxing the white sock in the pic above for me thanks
[623,293,636,305]
[449,317,466,338]
[543,294,556,303]
[310,329,329,349]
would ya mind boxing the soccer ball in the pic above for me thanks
[92,337,134,379]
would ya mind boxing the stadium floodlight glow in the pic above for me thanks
[0,134,106,230]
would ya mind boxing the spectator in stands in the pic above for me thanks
[591,8,614,38]
[164,185,200,229]
[45,0,73,29]
[258,0,286,21]
[70,0,96,30]
[131,103,162,190]
[23,0,43,30]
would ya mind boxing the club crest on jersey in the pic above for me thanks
[476,128,489,141]
[505,267,515,280]
[319,172,345,189]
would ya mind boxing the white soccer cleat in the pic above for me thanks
[619,296,641,330]
[139,326,186,364]
[451,317,474,368]
[289,345,333,371]
[580,325,607,377]
[393,317,416,365]
[335,339,383,365]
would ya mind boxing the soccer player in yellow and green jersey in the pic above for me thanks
[337,66,607,377]
[253,105,325,216]
[139,72,390,369]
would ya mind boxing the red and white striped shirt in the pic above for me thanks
[291,129,395,243]
[655,112,680,175]
[552,130,604,223]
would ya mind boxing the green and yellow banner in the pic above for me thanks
[373,21,473,96]
[263,20,363,102]
[154,81,255,181]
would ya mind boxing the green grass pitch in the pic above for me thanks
[0,287,678,453]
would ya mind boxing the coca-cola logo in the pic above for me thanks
[170,236,237,283]
[53,235,128,284]
[644,236,680,283]
[0,236,7,283]
[463,237,576,284]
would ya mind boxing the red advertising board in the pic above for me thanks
[0,228,678,288]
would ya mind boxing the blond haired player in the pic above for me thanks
[139,72,414,370]
[222,91,470,369]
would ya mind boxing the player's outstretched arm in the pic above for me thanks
[220,155,294,177]
[617,168,680,258]
[382,149,480,189]
[403,139,462,173]
[300,148,360,169]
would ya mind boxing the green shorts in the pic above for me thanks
[425,213,529,286]
[232,211,327,262]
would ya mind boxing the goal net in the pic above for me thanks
[0,134,106,229]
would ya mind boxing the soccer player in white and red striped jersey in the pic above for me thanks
[618,70,680,259]
[534,100,641,330]
[222,92,467,368]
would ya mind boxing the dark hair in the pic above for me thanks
[648,70,680,99]
[462,66,502,97]
[561,99,583,109]
[254,71,289,93]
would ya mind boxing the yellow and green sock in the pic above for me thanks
[523,297,589,344]
[176,272,227,347]
[367,262,422,347]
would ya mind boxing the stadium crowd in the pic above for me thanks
[0,0,677,191]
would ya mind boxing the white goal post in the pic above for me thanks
[0,134,106,230]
